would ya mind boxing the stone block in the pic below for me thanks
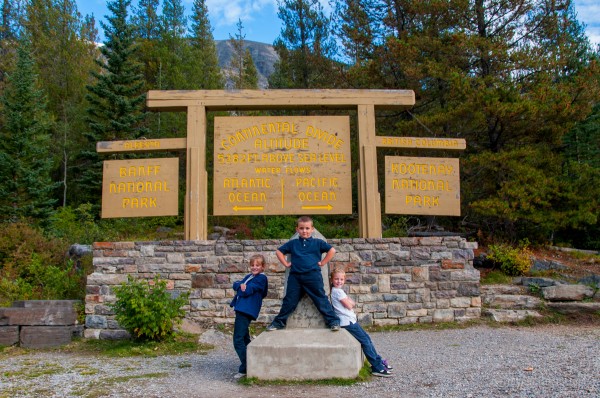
[0,326,19,346]
[247,329,362,380]
[542,284,595,301]
[20,326,72,348]
[0,306,76,326]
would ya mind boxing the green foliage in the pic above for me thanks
[0,38,58,224]
[252,216,297,239]
[487,243,533,276]
[382,216,409,238]
[480,270,513,285]
[111,276,189,341]
[0,222,88,306]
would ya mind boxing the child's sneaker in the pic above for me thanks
[382,359,393,371]
[330,324,340,331]
[233,372,246,379]
[372,368,393,377]
[266,324,282,331]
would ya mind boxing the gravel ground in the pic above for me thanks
[1,324,599,398]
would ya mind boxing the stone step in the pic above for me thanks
[483,294,543,309]
[483,309,543,322]
[480,284,528,295]
[546,302,600,315]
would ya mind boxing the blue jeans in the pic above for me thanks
[271,270,340,328]
[233,311,253,373]
[344,321,385,372]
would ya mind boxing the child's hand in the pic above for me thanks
[241,283,246,292]
[284,262,291,268]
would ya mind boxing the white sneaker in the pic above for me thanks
[234,372,246,379]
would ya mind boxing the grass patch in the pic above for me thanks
[364,319,485,333]
[239,362,372,386]
[56,333,212,358]
[480,270,513,285]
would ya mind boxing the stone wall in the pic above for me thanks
[85,237,480,339]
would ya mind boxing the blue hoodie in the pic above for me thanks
[230,273,268,320]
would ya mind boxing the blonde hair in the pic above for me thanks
[330,267,346,283]
[249,254,266,268]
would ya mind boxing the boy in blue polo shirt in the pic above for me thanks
[266,216,340,331]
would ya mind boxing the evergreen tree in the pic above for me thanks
[24,0,100,206]
[270,0,336,89]
[78,0,147,207]
[1,0,25,88]
[189,0,223,89]
[132,0,160,39]
[242,48,259,89]
[0,39,57,223]
[227,18,247,89]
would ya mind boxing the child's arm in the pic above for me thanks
[318,247,336,267]
[276,249,291,268]
[340,295,355,310]
[237,274,268,297]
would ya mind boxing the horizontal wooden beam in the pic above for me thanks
[146,89,415,111]
[97,138,187,153]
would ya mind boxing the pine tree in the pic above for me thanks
[242,48,259,89]
[227,18,246,89]
[78,0,147,207]
[0,39,57,223]
[189,0,223,89]
[132,0,160,39]
[269,0,336,89]
[24,0,100,206]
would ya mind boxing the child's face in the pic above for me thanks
[332,272,345,288]
[296,221,314,239]
[249,260,265,275]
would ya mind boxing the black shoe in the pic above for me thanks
[266,324,282,331]
[330,324,340,331]
[372,368,393,377]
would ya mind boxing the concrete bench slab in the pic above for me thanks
[247,329,363,380]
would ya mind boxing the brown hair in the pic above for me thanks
[297,215,313,226]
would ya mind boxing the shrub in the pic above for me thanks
[111,276,189,341]
[487,243,532,276]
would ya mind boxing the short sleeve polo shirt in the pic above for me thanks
[278,237,332,273]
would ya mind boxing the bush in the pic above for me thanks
[487,243,532,276]
[111,276,189,341]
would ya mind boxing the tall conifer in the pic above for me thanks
[0,39,57,223]
[78,0,147,207]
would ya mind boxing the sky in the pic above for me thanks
[77,0,599,47]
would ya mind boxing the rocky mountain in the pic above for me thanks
[215,40,279,89]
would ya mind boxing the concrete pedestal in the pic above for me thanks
[247,329,363,380]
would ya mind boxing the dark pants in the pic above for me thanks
[344,321,384,372]
[233,311,253,373]
[271,270,340,328]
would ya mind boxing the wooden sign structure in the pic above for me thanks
[98,90,471,239]
[144,89,416,240]
[213,116,352,215]
[97,90,474,240]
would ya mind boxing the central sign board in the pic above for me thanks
[213,116,352,215]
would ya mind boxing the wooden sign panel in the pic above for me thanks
[214,116,352,215]
[377,136,466,150]
[102,158,179,218]
[385,156,460,216]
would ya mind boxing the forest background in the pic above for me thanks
[0,0,598,306]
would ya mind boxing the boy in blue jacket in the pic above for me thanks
[230,254,269,378]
